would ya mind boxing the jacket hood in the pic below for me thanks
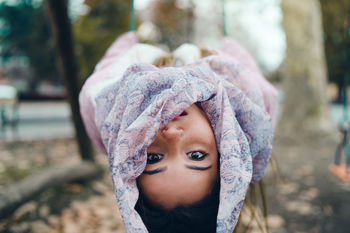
[79,32,278,233]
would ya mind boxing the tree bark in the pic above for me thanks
[0,162,102,220]
[45,0,95,160]
[280,0,333,136]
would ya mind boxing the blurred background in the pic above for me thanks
[0,0,349,232]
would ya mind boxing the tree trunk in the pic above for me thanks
[45,0,94,160]
[0,162,102,220]
[280,0,333,136]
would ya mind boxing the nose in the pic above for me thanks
[162,124,183,140]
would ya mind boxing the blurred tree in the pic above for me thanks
[280,0,333,135]
[0,0,60,89]
[151,0,194,50]
[73,0,131,79]
[320,0,347,102]
[45,0,94,161]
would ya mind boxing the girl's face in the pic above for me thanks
[138,104,218,209]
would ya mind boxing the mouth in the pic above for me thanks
[174,110,188,119]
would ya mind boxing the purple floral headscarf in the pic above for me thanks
[79,32,278,233]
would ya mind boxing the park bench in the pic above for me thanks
[0,85,19,137]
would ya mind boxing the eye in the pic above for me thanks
[146,153,164,164]
[187,151,208,161]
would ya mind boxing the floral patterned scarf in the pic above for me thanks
[79,32,278,233]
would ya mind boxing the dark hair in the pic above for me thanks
[135,177,220,233]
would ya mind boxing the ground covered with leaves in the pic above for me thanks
[0,139,125,233]
[0,136,349,233]
[265,135,350,233]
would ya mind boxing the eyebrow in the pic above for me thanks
[185,165,212,171]
[142,166,167,175]
[142,164,212,175]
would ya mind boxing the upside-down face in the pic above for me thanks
[138,104,218,209]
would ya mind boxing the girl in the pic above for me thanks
[79,31,278,233]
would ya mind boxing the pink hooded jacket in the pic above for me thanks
[79,32,278,233]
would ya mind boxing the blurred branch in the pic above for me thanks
[0,162,103,220]
[45,0,94,161]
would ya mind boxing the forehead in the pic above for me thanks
[138,158,218,209]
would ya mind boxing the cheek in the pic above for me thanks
[187,116,212,134]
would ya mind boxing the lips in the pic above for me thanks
[173,110,188,119]
[179,110,188,116]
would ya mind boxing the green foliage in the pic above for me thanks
[73,0,132,80]
[0,0,60,87]
[320,0,347,90]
